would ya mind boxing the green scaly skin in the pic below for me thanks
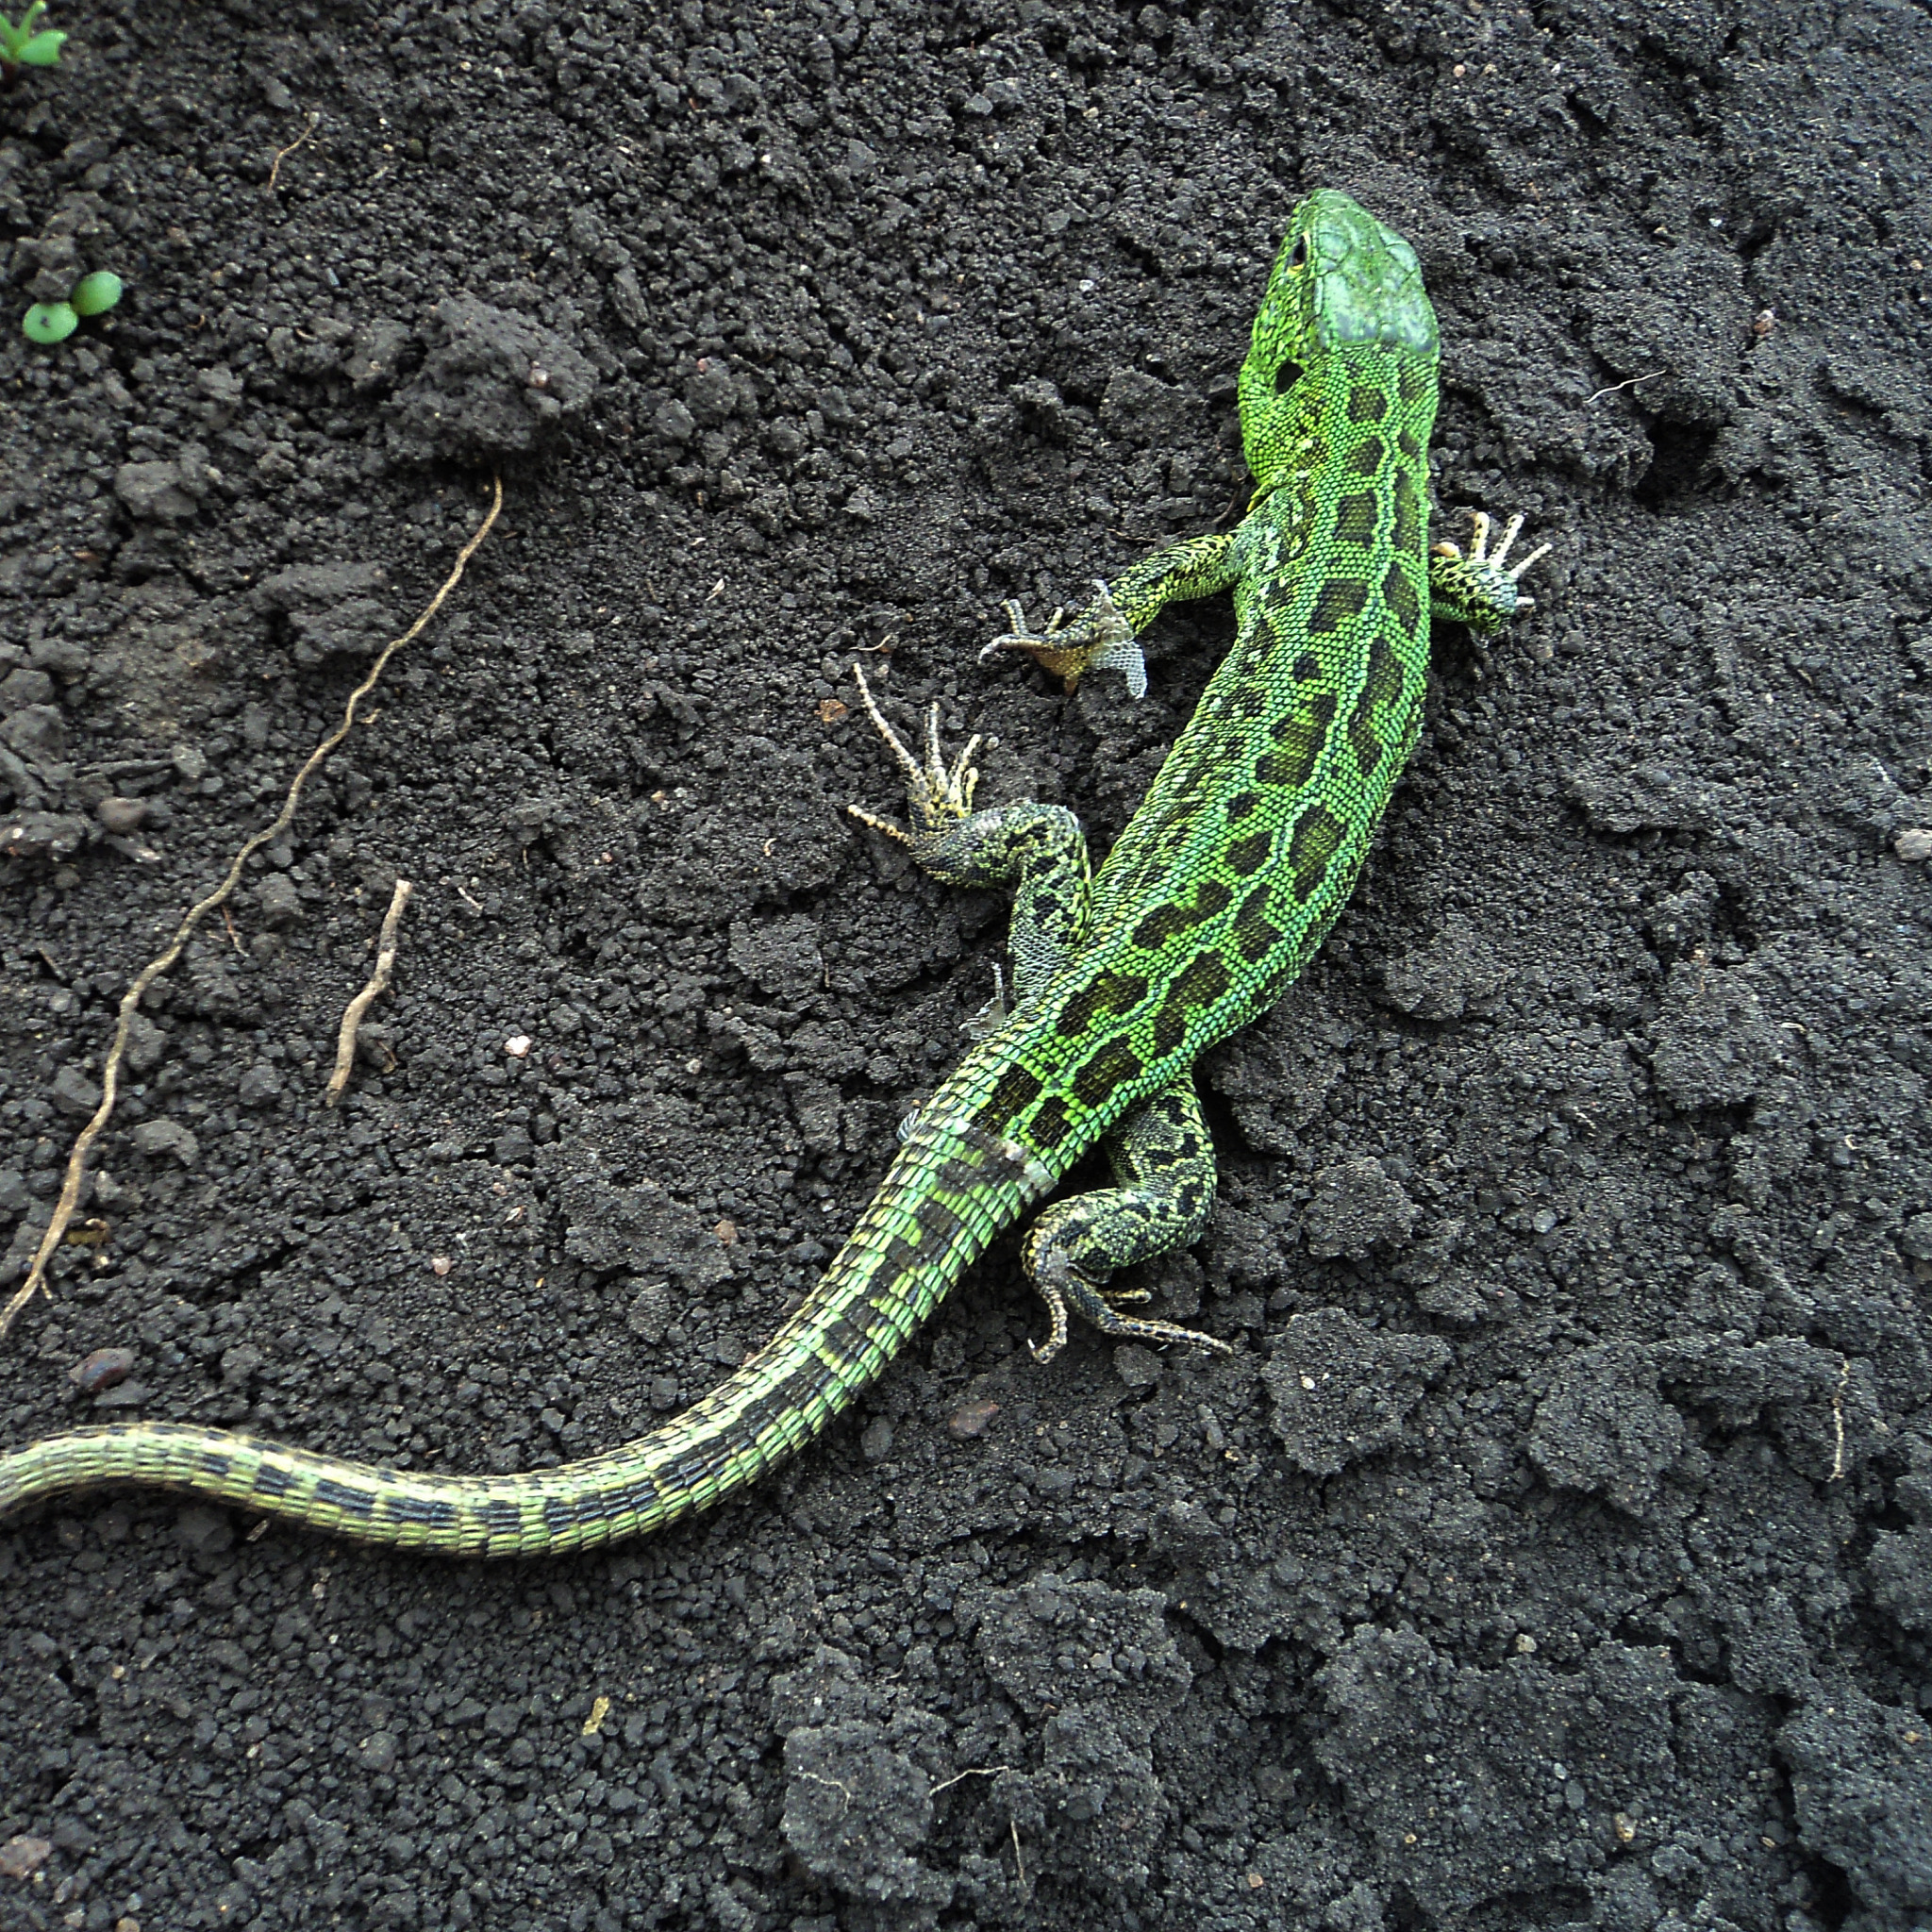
[0,192,1547,1557]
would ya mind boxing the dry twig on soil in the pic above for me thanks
[266,109,320,192]
[325,876,413,1106]
[0,477,504,1341]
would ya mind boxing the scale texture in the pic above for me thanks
[0,191,1541,1557]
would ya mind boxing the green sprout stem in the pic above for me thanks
[0,1,66,69]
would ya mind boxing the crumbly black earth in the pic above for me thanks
[1,0,1928,1927]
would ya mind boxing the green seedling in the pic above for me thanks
[21,269,122,343]
[0,2,65,74]
[70,271,122,315]
[23,301,77,343]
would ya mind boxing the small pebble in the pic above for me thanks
[95,796,149,833]
[1895,827,1932,863]
[175,1506,235,1557]
[237,1063,283,1107]
[70,1346,137,1394]
[0,1835,52,1879]
[132,1119,199,1166]
[50,1062,102,1118]
[505,1034,532,1058]
[947,1398,1000,1439]
[258,874,304,927]
[430,1255,452,1275]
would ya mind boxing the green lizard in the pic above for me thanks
[0,191,1545,1556]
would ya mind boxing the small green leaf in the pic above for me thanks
[19,26,64,63]
[70,271,122,316]
[23,301,78,344]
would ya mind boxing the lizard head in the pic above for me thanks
[1239,190,1440,491]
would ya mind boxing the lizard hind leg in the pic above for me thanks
[1022,1081,1233,1364]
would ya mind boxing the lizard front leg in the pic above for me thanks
[1429,509,1550,634]
[981,529,1242,699]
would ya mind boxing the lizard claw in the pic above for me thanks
[1429,509,1553,635]
[961,961,1010,1041]
[846,662,985,844]
[981,580,1149,700]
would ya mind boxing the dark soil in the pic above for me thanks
[2,0,1930,1927]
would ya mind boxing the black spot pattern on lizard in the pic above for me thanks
[1347,384,1389,424]
[1398,363,1430,406]
[1153,951,1235,1053]
[1383,561,1422,635]
[879,1230,922,1276]
[1292,653,1321,682]
[916,1196,964,1246]
[1232,882,1282,962]
[1287,806,1347,902]
[1347,437,1386,475]
[734,1385,796,1453]
[1391,470,1424,553]
[824,1306,888,1370]
[1260,691,1336,788]
[1030,887,1068,931]
[197,1449,233,1480]
[1346,635,1404,776]
[315,1476,375,1519]
[1224,829,1274,876]
[937,1157,983,1195]
[974,1063,1042,1133]
[476,1498,522,1541]
[1027,1095,1074,1149]
[1333,491,1379,546]
[385,1491,459,1529]
[1132,878,1233,948]
[1224,789,1260,823]
[1073,1037,1144,1109]
[1307,577,1372,634]
[252,1460,295,1499]
[1056,968,1149,1039]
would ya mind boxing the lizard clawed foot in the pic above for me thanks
[961,961,1009,1041]
[980,580,1149,700]
[1027,1253,1233,1367]
[1429,510,1553,634]
[846,662,986,845]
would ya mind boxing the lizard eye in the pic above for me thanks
[1274,358,1303,394]
[1289,238,1307,269]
